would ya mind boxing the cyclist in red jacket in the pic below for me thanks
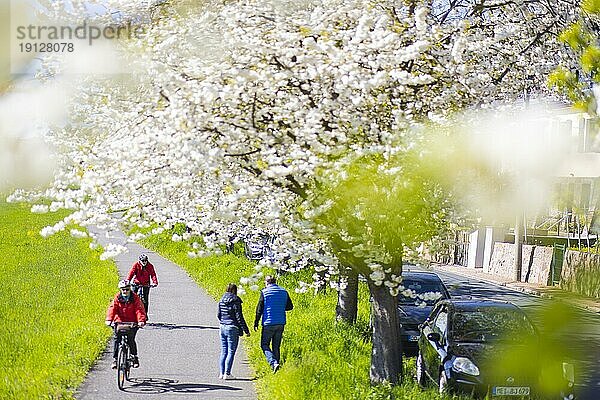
[126,253,159,316]
[106,280,147,369]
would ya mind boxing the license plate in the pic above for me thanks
[492,386,530,396]
[408,335,419,342]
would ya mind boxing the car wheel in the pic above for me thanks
[439,369,449,395]
[416,352,427,387]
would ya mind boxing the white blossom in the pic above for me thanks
[31,204,49,213]
[128,233,147,242]
[9,0,579,290]
[240,277,250,285]
[70,229,88,238]
[99,243,128,260]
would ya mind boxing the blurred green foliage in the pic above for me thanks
[583,0,600,14]
[303,149,450,275]
[549,6,600,112]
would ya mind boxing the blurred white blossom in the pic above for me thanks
[31,204,49,213]
[70,229,88,238]
[99,243,128,260]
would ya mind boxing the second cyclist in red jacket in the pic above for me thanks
[126,253,159,317]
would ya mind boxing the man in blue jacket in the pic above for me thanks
[254,275,293,373]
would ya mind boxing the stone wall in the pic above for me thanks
[525,246,552,285]
[478,241,600,297]
[561,250,600,298]
[486,242,516,279]
[486,242,553,285]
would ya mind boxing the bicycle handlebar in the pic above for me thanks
[111,321,141,330]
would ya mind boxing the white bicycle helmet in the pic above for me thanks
[118,279,131,289]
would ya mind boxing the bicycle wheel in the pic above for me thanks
[117,344,126,390]
[125,346,131,381]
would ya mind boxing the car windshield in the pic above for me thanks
[451,308,536,343]
[398,279,446,306]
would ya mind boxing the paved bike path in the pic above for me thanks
[76,228,257,399]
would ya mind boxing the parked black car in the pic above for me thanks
[416,299,574,398]
[398,271,451,356]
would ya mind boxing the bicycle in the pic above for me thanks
[131,282,156,316]
[113,322,138,390]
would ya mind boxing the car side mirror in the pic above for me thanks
[427,332,441,343]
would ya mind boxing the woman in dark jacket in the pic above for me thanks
[217,283,250,379]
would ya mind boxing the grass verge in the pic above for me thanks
[0,199,118,399]
[140,231,469,400]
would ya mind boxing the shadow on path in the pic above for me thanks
[122,377,243,394]
[145,322,219,331]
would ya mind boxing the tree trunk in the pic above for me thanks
[335,267,358,323]
[368,279,402,384]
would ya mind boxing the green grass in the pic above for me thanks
[0,199,118,399]
[140,231,470,400]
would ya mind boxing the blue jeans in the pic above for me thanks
[219,324,240,375]
[260,324,284,366]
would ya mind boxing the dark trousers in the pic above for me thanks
[260,324,285,366]
[113,328,138,358]
[137,286,150,314]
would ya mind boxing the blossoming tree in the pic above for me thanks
[12,0,581,384]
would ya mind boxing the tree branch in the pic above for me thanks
[225,148,261,157]
[492,25,556,85]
